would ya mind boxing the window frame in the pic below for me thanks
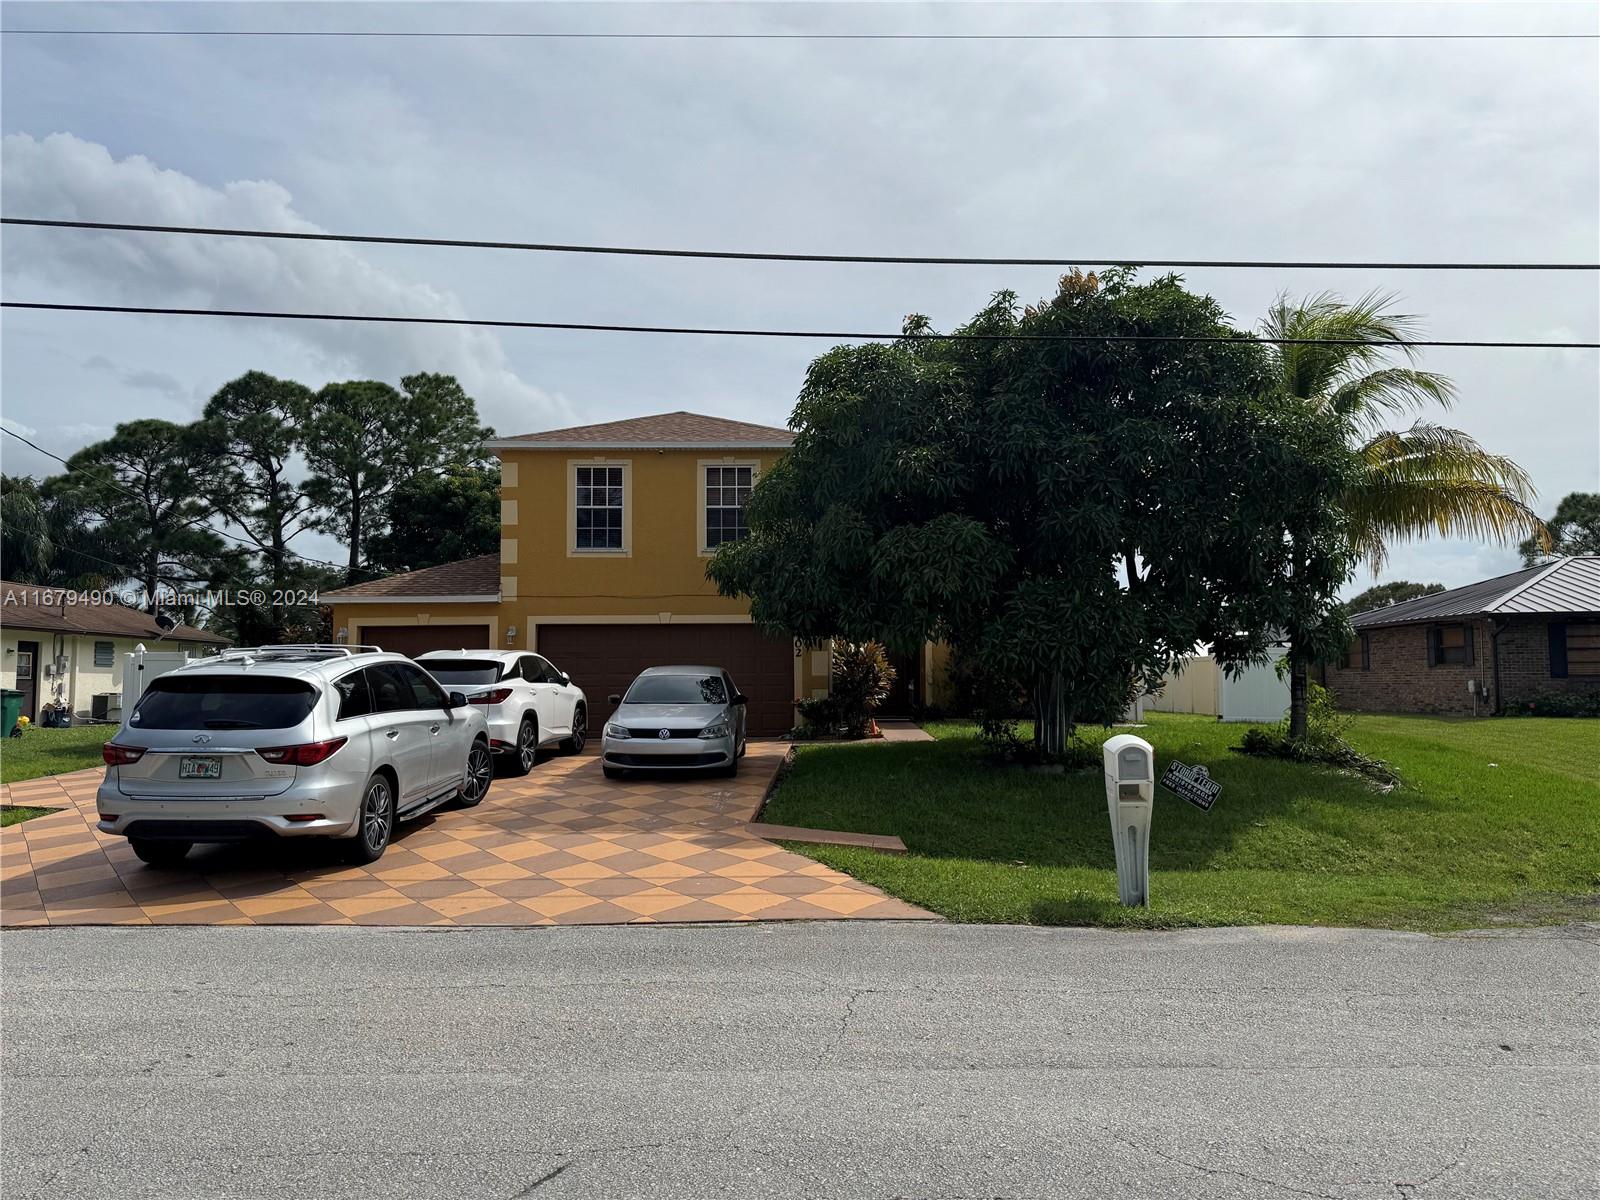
[1557,620,1600,677]
[568,459,631,557]
[697,459,760,556]
[93,640,116,669]
[1430,623,1472,667]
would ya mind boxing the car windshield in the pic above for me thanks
[130,675,319,730]
[624,675,727,705]
[420,660,502,686]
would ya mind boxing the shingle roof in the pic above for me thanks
[0,581,230,645]
[487,411,794,449]
[320,554,501,601]
[1349,557,1600,628]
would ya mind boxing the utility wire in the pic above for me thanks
[6,218,1594,272]
[0,425,359,576]
[2,28,1594,40]
[5,301,1595,349]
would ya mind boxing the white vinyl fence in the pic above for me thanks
[1147,649,1291,724]
[120,646,200,716]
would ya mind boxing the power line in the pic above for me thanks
[2,28,1593,41]
[5,301,1596,349]
[0,425,357,576]
[6,218,1594,272]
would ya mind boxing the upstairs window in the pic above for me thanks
[574,464,624,551]
[703,464,753,550]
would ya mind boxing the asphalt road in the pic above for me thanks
[2,922,1595,1200]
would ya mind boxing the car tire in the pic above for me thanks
[129,838,192,868]
[720,756,740,778]
[505,717,538,777]
[346,773,396,864]
[456,740,493,808]
[602,765,626,780]
[560,705,587,754]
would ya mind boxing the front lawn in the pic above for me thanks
[764,713,1599,930]
[1,725,109,784]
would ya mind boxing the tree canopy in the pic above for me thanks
[1346,580,1445,614]
[1521,492,1600,564]
[710,271,1356,750]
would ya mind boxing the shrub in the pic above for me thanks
[1237,682,1398,787]
[794,642,896,739]
[1504,690,1600,718]
[830,641,896,737]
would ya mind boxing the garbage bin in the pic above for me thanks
[2,689,22,739]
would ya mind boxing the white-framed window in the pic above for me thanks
[699,461,757,553]
[569,461,630,554]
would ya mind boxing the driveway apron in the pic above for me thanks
[0,742,934,926]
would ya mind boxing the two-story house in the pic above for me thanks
[325,412,911,737]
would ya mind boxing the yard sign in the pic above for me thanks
[1159,760,1221,812]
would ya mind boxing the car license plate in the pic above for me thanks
[178,756,222,780]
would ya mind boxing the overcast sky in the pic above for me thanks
[2,1,1596,589]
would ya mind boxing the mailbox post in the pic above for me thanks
[1102,733,1155,907]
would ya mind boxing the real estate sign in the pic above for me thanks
[1160,760,1221,812]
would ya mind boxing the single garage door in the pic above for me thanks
[536,623,795,737]
[356,624,490,657]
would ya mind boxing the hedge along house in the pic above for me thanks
[0,580,230,724]
[1320,556,1600,716]
[322,412,949,738]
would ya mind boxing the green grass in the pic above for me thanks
[1,724,109,784]
[1,806,56,827]
[765,713,1600,931]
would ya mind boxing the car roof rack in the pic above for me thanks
[207,644,387,665]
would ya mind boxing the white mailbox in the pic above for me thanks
[1102,733,1155,907]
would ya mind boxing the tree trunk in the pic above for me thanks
[1287,648,1309,741]
[1032,668,1070,757]
[345,486,363,584]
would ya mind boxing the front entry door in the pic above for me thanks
[882,650,922,717]
[14,640,39,721]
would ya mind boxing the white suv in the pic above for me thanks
[97,646,493,867]
[415,650,588,775]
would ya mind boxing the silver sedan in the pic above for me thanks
[601,665,748,779]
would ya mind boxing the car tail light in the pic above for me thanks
[102,743,146,765]
[468,688,514,705]
[284,814,324,823]
[256,737,348,767]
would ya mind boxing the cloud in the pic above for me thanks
[1,416,39,439]
[1,132,569,433]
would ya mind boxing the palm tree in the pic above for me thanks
[1262,292,1548,738]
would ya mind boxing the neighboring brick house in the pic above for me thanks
[1319,556,1600,716]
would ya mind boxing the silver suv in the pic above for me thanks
[97,645,492,867]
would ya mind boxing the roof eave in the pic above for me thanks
[485,440,792,451]
[320,592,501,605]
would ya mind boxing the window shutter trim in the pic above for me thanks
[1549,622,1568,678]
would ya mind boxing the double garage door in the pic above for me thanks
[356,622,796,737]
[537,624,796,737]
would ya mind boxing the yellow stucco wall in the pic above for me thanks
[331,602,506,651]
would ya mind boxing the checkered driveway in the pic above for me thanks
[0,742,933,926]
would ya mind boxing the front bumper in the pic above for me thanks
[95,778,362,840]
[601,734,734,769]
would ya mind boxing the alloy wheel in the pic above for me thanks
[464,743,493,802]
[362,779,392,852]
[570,709,586,753]
[518,721,537,771]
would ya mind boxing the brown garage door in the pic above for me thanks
[356,624,490,657]
[536,624,795,737]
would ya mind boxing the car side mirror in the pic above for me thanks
[731,693,747,706]
[447,691,467,709]
[559,673,572,686]
[608,693,622,706]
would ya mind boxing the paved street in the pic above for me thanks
[3,922,1596,1199]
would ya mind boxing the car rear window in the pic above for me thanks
[130,675,320,730]
[419,660,503,686]
[623,675,727,705]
